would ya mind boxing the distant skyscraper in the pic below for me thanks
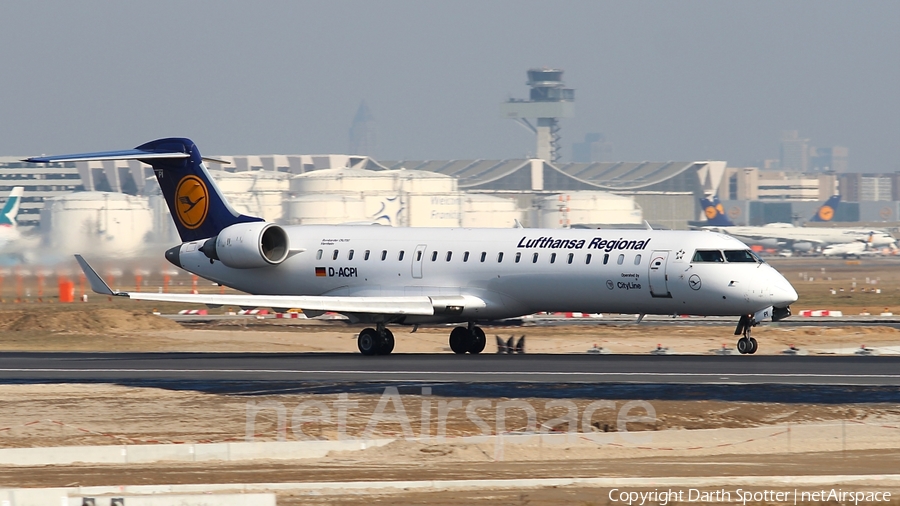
[349,100,376,156]
[811,146,849,172]
[572,133,612,163]
[780,130,810,172]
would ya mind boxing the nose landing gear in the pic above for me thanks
[734,314,759,355]
[449,323,486,354]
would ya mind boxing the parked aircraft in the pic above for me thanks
[0,187,24,249]
[28,139,798,355]
[699,195,896,251]
[821,232,895,258]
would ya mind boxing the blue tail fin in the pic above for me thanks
[25,138,262,242]
[0,187,23,226]
[700,195,735,226]
[809,195,841,222]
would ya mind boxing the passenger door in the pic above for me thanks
[648,250,671,298]
[412,244,427,279]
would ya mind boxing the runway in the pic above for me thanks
[1,352,900,388]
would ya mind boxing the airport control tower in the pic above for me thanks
[500,68,574,163]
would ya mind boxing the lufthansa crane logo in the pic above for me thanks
[175,175,209,229]
[704,206,717,220]
[818,205,834,221]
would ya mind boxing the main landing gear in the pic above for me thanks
[357,324,395,356]
[734,314,759,355]
[356,322,486,356]
[448,323,486,355]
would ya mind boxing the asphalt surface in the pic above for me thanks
[1,352,899,386]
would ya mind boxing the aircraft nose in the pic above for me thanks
[769,271,798,307]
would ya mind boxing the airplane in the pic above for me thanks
[699,195,897,252]
[27,138,798,356]
[821,232,895,259]
[0,187,24,249]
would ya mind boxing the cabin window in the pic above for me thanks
[480,252,486,262]
[550,253,557,264]
[381,250,387,261]
[634,254,641,265]
[603,253,609,265]
[398,251,405,261]
[332,249,339,260]
[316,249,323,260]
[567,253,574,264]
[617,254,624,265]
[364,250,370,260]
[348,250,354,261]
[585,253,592,265]
[416,250,423,261]
[464,251,470,262]
[446,251,452,261]
[515,252,521,263]
[431,251,438,261]
[532,252,539,263]
[497,252,504,262]
[692,250,725,263]
[724,250,757,262]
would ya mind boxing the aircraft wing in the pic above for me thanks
[75,255,483,317]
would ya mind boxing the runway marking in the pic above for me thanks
[1,368,899,379]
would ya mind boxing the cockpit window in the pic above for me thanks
[724,250,758,262]
[692,250,725,263]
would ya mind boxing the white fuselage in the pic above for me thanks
[174,226,797,324]
[0,225,19,250]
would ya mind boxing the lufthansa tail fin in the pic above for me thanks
[0,187,23,226]
[809,195,841,222]
[700,195,735,226]
[25,138,262,242]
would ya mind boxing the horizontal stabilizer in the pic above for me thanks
[25,149,189,164]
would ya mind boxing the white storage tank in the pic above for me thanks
[462,195,523,228]
[284,195,366,225]
[290,168,398,194]
[290,168,455,194]
[536,192,642,228]
[40,192,153,257]
[208,170,289,222]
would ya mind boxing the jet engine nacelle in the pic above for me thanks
[200,222,290,269]
[792,242,814,252]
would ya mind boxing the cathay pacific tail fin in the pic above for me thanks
[0,187,23,226]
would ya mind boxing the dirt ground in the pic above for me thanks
[2,384,900,504]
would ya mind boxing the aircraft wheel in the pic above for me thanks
[468,326,486,354]
[736,337,751,355]
[449,327,469,354]
[358,328,380,356]
[379,329,395,355]
[748,337,758,355]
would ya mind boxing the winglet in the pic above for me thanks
[74,255,123,296]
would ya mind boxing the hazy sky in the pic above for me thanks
[2,1,898,170]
